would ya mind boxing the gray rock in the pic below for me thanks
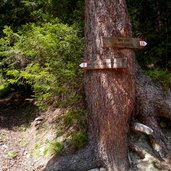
[35,117,43,122]
[100,168,107,171]
[87,169,100,171]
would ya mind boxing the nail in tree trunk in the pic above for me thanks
[84,0,135,170]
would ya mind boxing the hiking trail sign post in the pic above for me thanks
[79,58,127,70]
[80,37,147,70]
[103,37,147,49]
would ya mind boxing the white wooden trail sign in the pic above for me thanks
[103,37,147,49]
[79,58,127,70]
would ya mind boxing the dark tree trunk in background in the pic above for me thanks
[84,0,135,170]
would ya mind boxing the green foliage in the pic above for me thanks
[63,109,88,150]
[145,68,171,89]
[57,95,82,107]
[48,141,64,155]
[127,0,171,69]
[63,109,86,128]
[0,74,11,98]
[44,140,64,155]
[0,0,84,35]
[0,83,10,98]
[55,127,63,136]
[50,108,88,153]
[0,70,10,96]
[0,22,83,108]
[71,131,88,150]
[5,150,17,159]
[0,0,43,33]
[34,143,44,157]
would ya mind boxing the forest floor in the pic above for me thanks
[0,96,171,171]
[0,100,64,171]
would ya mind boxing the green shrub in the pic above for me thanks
[0,21,84,108]
[71,131,88,150]
[0,83,10,98]
[48,141,64,155]
[63,109,86,128]
[145,68,171,89]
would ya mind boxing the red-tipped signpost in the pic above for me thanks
[80,37,147,70]
[103,37,147,49]
[79,58,127,70]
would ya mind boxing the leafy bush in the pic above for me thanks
[48,141,64,155]
[0,21,84,108]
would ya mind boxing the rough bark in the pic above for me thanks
[84,0,135,171]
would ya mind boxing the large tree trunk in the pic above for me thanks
[84,0,135,170]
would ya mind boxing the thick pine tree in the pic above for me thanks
[84,0,135,170]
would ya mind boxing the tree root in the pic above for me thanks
[135,63,171,159]
[131,121,168,160]
[132,122,153,135]
[158,98,171,120]
[129,143,146,159]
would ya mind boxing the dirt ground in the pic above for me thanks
[0,103,57,171]
[0,103,171,171]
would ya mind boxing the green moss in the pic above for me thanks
[55,127,63,136]
[48,141,64,155]
[71,131,88,150]
[5,150,17,159]
[63,109,86,127]
[145,68,171,90]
